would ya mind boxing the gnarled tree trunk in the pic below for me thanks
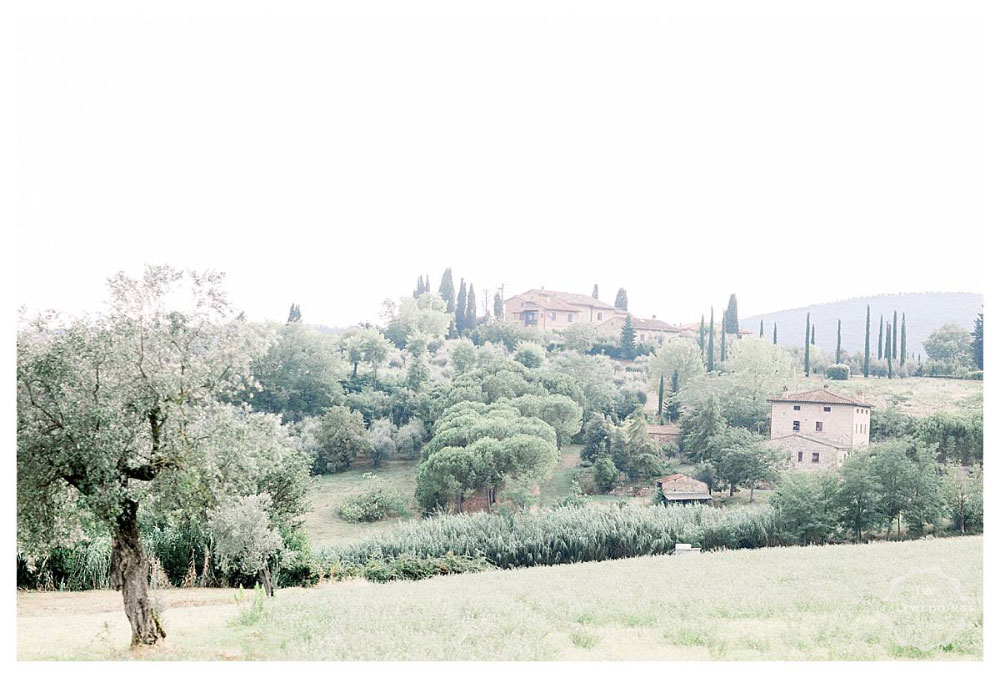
[110,499,165,646]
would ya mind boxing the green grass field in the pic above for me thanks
[301,460,420,548]
[788,375,981,417]
[18,535,981,660]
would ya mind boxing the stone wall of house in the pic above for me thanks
[766,436,849,472]
[504,298,619,331]
[770,401,870,447]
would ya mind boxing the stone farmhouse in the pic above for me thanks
[765,386,873,471]
[503,288,681,342]
[596,314,683,344]
[503,289,622,331]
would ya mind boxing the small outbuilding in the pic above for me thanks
[654,473,711,505]
[647,423,682,446]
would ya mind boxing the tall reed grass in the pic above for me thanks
[319,502,776,571]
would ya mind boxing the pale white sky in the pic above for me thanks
[14,1,986,327]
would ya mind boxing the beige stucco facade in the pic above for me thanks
[504,289,623,331]
[767,387,873,471]
[766,434,849,472]
[769,400,871,447]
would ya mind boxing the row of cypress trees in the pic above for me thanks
[415,269,503,338]
[862,306,907,378]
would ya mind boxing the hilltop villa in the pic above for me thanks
[503,288,681,342]
[503,289,622,330]
[765,385,873,471]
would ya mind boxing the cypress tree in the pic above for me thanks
[455,279,468,334]
[835,319,842,364]
[466,285,477,333]
[439,268,456,313]
[759,318,764,338]
[725,294,739,334]
[891,311,898,362]
[972,312,983,370]
[698,315,706,356]
[592,284,599,299]
[615,288,628,311]
[877,316,884,360]
[720,311,728,362]
[863,305,871,378]
[621,314,636,359]
[773,322,777,345]
[657,374,665,424]
[707,308,715,372]
[804,312,811,376]
[668,369,680,421]
[885,327,892,378]
[899,313,907,366]
[811,323,816,346]
[493,292,503,321]
[287,303,302,323]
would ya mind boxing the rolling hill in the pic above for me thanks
[741,292,982,358]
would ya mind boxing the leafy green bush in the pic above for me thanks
[592,456,617,492]
[361,553,494,583]
[338,473,408,523]
[824,364,850,380]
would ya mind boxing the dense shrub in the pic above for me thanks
[870,405,918,441]
[915,411,983,464]
[338,474,409,523]
[360,553,494,583]
[824,364,850,380]
[513,342,546,369]
[319,502,776,571]
[592,456,618,492]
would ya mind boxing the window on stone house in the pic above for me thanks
[812,452,820,463]
[797,451,803,462]
[567,313,573,322]
[815,421,823,432]
[597,312,603,320]
[793,405,801,411]
[550,312,556,320]
[793,420,800,431]
[824,406,831,412]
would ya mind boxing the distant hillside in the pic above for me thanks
[741,292,982,359]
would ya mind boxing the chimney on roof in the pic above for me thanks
[652,314,657,319]
[781,385,788,398]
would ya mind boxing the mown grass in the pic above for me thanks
[18,535,981,660]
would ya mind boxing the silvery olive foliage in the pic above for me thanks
[17,265,304,549]
[208,493,285,577]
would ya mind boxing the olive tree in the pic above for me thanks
[17,266,269,645]
[208,493,284,596]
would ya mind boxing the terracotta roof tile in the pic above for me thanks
[767,388,873,408]
[507,289,617,311]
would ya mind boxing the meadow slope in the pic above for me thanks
[18,535,981,660]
